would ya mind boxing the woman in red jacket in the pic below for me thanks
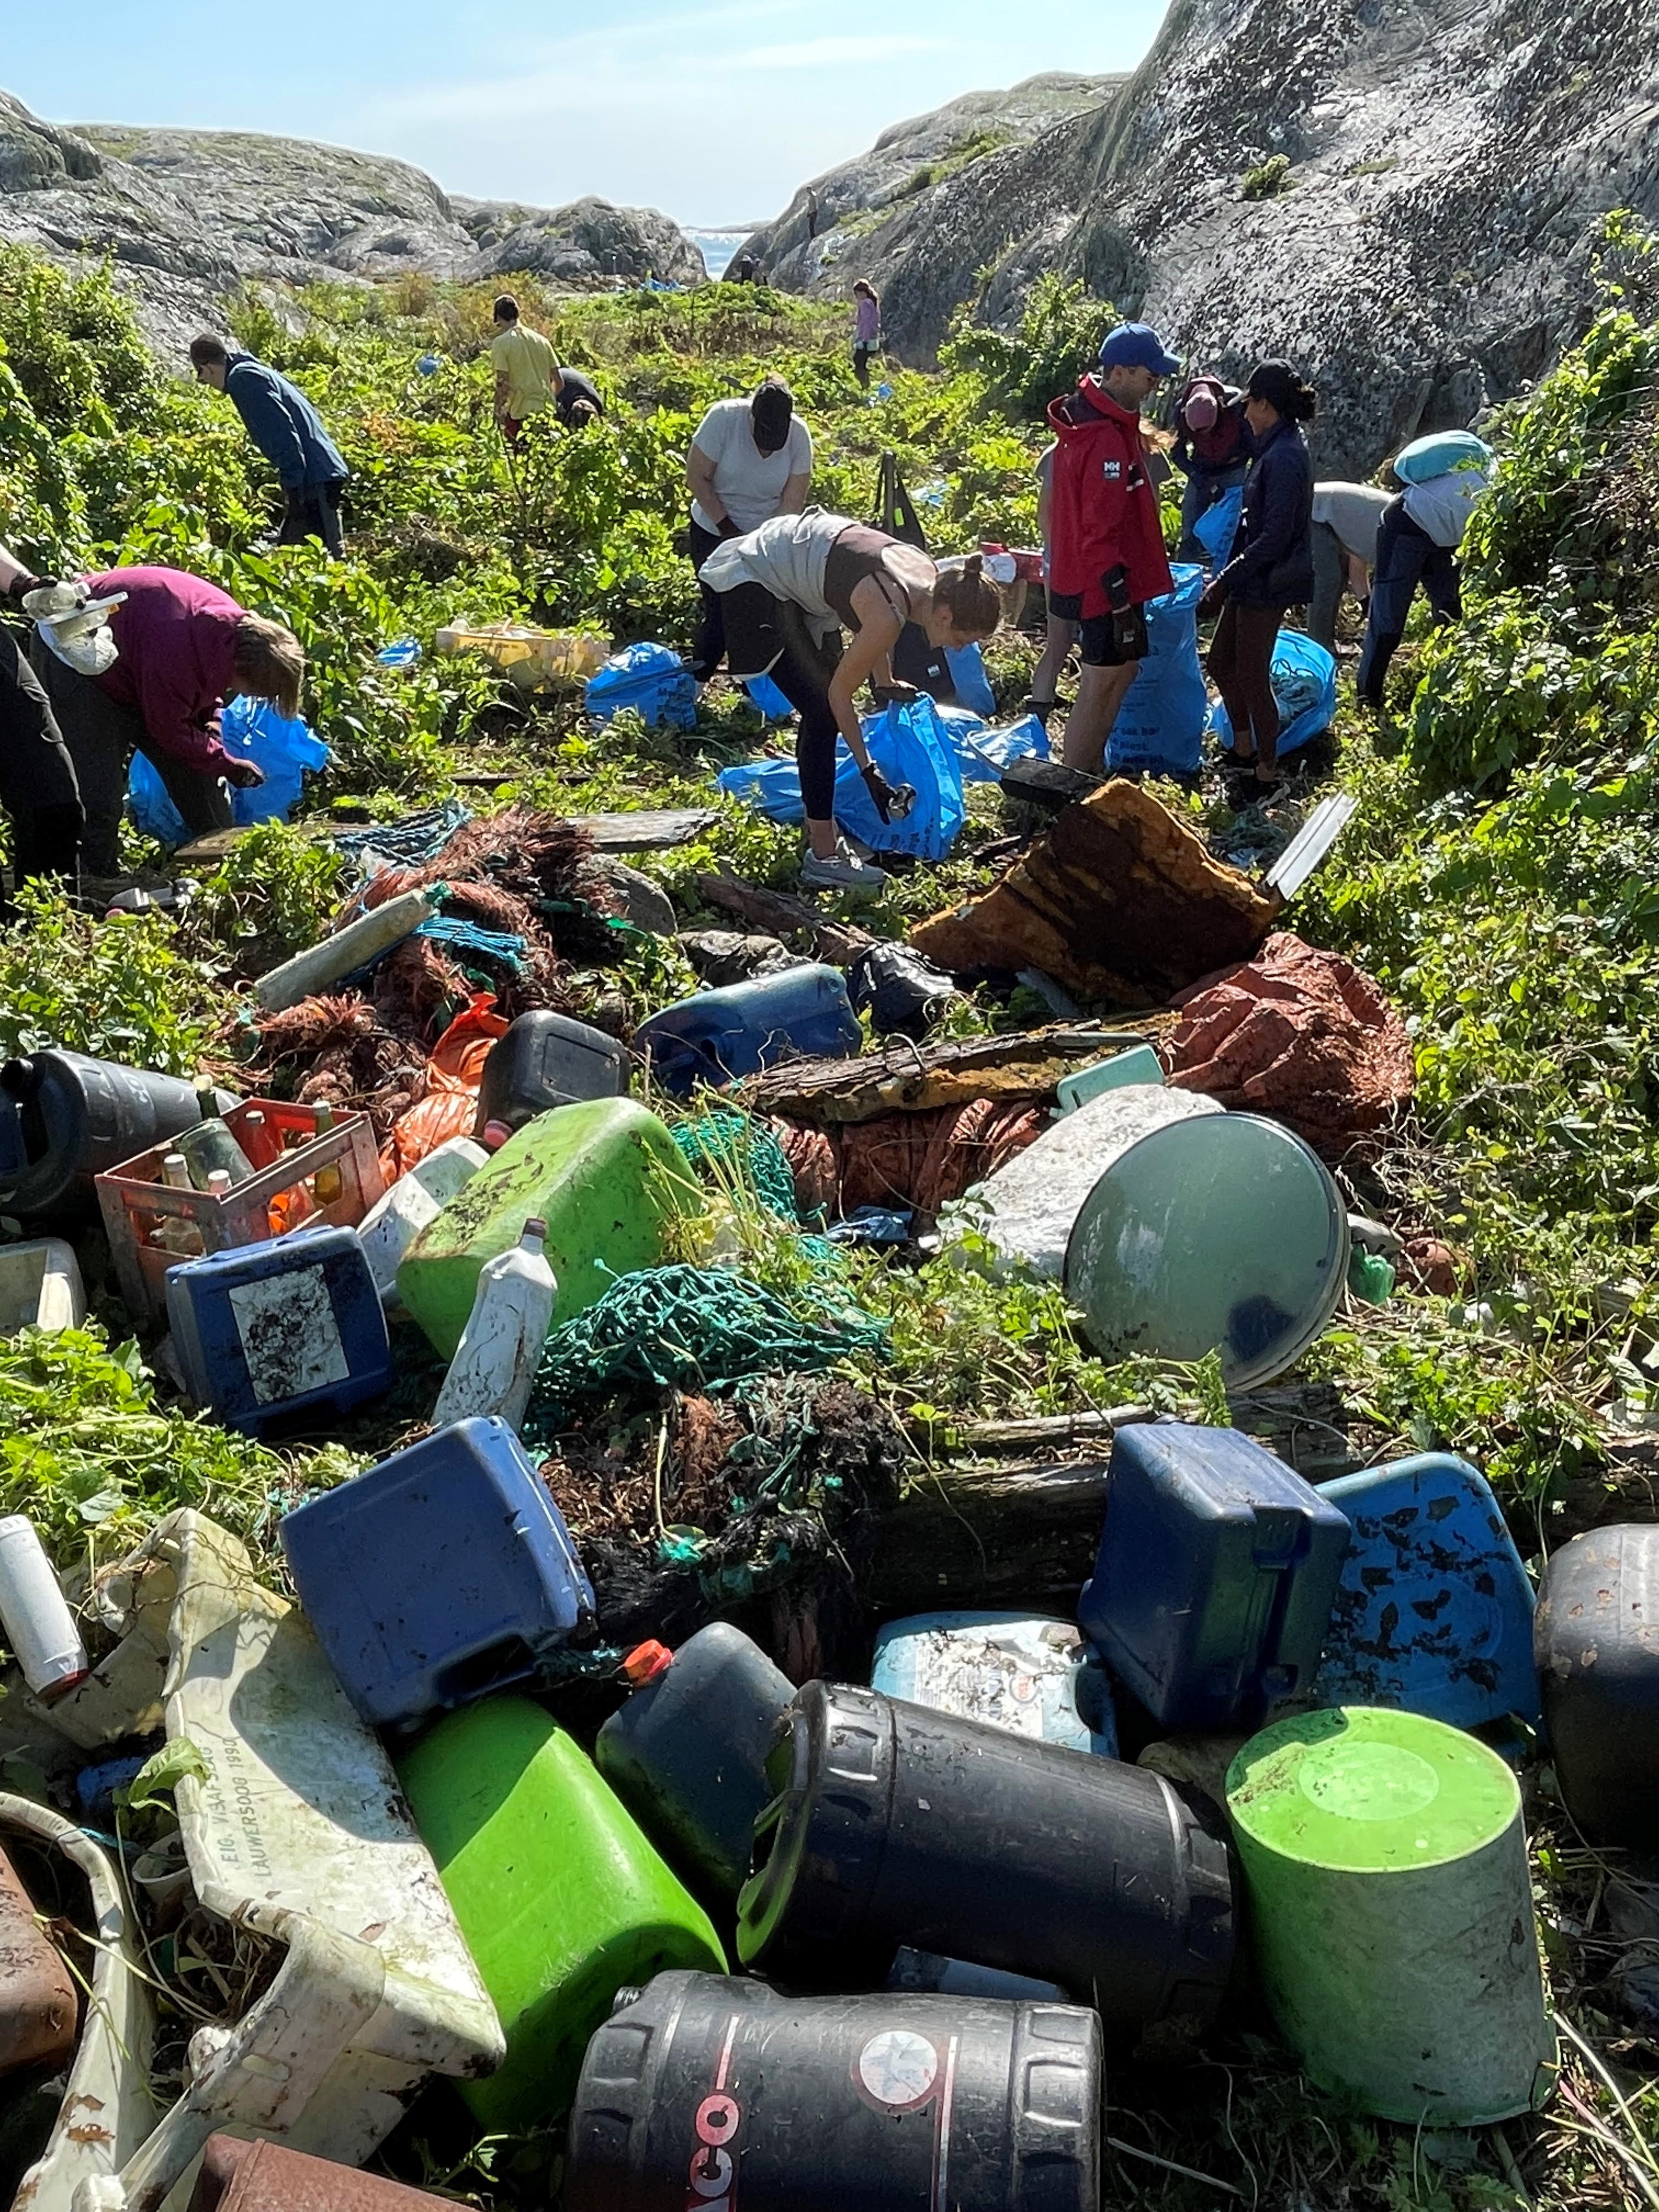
[1046,323,1179,774]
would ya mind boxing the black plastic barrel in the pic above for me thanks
[566,1970,1102,2212]
[0,1050,205,1220]
[472,1011,626,1139]
[1536,1525,1659,1844]
[738,1682,1235,2044]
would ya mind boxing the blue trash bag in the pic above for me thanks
[944,641,997,719]
[960,713,1049,782]
[1393,429,1493,485]
[1207,629,1338,760]
[833,693,966,861]
[128,696,331,849]
[1193,485,1244,568]
[585,642,698,730]
[1105,564,1210,777]
[743,673,794,721]
[715,757,806,825]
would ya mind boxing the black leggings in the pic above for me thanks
[688,518,726,682]
[0,627,84,900]
[1207,600,1285,774]
[770,606,844,821]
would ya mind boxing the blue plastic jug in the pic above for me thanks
[1314,1454,1540,1729]
[281,1415,593,1729]
[165,1226,392,1436]
[1078,1422,1351,1731]
[633,963,862,1094]
[872,1611,1117,1757]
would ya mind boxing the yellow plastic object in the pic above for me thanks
[433,623,606,692]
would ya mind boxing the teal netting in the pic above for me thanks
[670,1109,800,1222]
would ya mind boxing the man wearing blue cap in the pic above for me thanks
[1046,322,1179,773]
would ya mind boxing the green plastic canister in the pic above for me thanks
[396,1695,727,2130]
[397,1098,702,1359]
[1224,1707,1555,2125]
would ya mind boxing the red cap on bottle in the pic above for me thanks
[622,1641,673,1687]
[481,1120,513,1152]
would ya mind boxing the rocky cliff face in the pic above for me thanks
[0,92,703,354]
[760,0,1659,473]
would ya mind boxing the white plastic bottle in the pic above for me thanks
[432,1217,557,1436]
[358,1137,490,1305]
[0,1516,88,1701]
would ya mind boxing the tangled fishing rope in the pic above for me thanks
[521,1265,888,1442]
[670,1108,802,1222]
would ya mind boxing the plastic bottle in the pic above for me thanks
[431,1219,556,1435]
[150,1153,205,1258]
[0,1516,88,1701]
[255,887,445,1015]
[357,1137,489,1304]
[177,1087,253,1191]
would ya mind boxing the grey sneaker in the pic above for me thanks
[800,841,889,897]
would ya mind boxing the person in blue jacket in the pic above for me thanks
[189,335,349,556]
[1199,359,1317,790]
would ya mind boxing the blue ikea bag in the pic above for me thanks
[128,696,331,849]
[1207,629,1338,759]
[1104,564,1210,776]
[743,673,793,721]
[833,694,966,860]
[1192,485,1244,568]
[585,642,698,730]
[715,757,806,825]
[944,641,997,718]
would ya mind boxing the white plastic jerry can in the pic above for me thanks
[431,1217,557,1436]
[357,1138,490,1306]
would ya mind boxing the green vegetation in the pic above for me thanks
[1241,152,1295,199]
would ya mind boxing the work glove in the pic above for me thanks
[860,764,898,821]
[223,759,267,791]
[1110,607,1144,657]
[1197,582,1226,621]
[5,572,45,603]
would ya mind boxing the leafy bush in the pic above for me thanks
[0,884,221,1073]
[941,274,1114,421]
[1240,154,1294,200]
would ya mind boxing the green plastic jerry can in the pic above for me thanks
[397,1097,702,1359]
[396,1694,727,2130]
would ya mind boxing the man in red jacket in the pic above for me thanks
[1047,321,1180,773]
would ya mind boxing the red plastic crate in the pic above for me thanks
[95,1099,386,1321]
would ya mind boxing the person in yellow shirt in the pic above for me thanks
[490,295,562,441]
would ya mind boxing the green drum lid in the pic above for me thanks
[1063,1111,1348,1390]
[1226,1707,1520,1874]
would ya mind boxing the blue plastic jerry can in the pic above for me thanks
[872,1611,1117,1757]
[165,1226,391,1436]
[1314,1454,1541,1729]
[1078,1422,1351,1731]
[633,964,862,1094]
[279,1415,595,1730]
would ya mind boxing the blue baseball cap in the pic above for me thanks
[1098,322,1182,375]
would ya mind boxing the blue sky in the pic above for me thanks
[6,0,1165,226]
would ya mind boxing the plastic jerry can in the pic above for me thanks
[1315,1454,1541,1730]
[0,1840,78,2075]
[280,1415,594,1730]
[1078,1423,1351,1732]
[0,1237,85,1333]
[165,1226,392,1436]
[188,2135,458,2211]
[1536,1525,1659,1845]
[395,1695,727,2131]
[0,1514,88,1700]
[595,1625,795,1901]
[632,963,863,1095]
[356,1136,489,1305]
[872,1611,1117,1757]
[566,1971,1103,2212]
[0,1049,205,1222]
[473,1011,627,1138]
[397,1098,702,1361]
[431,1218,557,1434]
[738,1680,1235,2045]
[1226,1708,1555,2125]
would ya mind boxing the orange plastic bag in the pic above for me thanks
[379,993,509,1183]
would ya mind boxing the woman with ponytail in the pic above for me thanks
[1199,359,1317,789]
[701,512,1002,894]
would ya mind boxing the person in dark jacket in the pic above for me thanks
[554,367,605,427]
[189,336,349,556]
[1171,373,1252,561]
[1199,360,1317,789]
[0,551,85,906]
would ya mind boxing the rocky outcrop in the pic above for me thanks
[760,0,1659,473]
[738,74,1124,295]
[1,92,704,354]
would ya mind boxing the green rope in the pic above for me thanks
[671,1109,800,1222]
[521,1264,887,1441]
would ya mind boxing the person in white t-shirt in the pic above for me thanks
[686,381,813,681]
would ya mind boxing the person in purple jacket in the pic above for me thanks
[6,556,302,877]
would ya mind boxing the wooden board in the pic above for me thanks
[572,808,719,851]
[746,1022,1167,1126]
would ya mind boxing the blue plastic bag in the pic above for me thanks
[1193,486,1243,568]
[1105,564,1210,777]
[1207,629,1338,759]
[715,757,806,825]
[127,696,330,849]
[832,694,966,860]
[944,641,997,719]
[585,642,698,730]
[1393,430,1492,485]
[960,713,1049,781]
[743,673,793,721]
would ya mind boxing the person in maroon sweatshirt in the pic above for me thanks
[1046,322,1179,774]
[16,563,301,878]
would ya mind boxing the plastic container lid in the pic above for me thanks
[622,1640,673,1686]
[1064,1110,1348,1389]
[1226,1706,1519,1875]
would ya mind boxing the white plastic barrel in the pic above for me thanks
[0,1516,88,1699]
